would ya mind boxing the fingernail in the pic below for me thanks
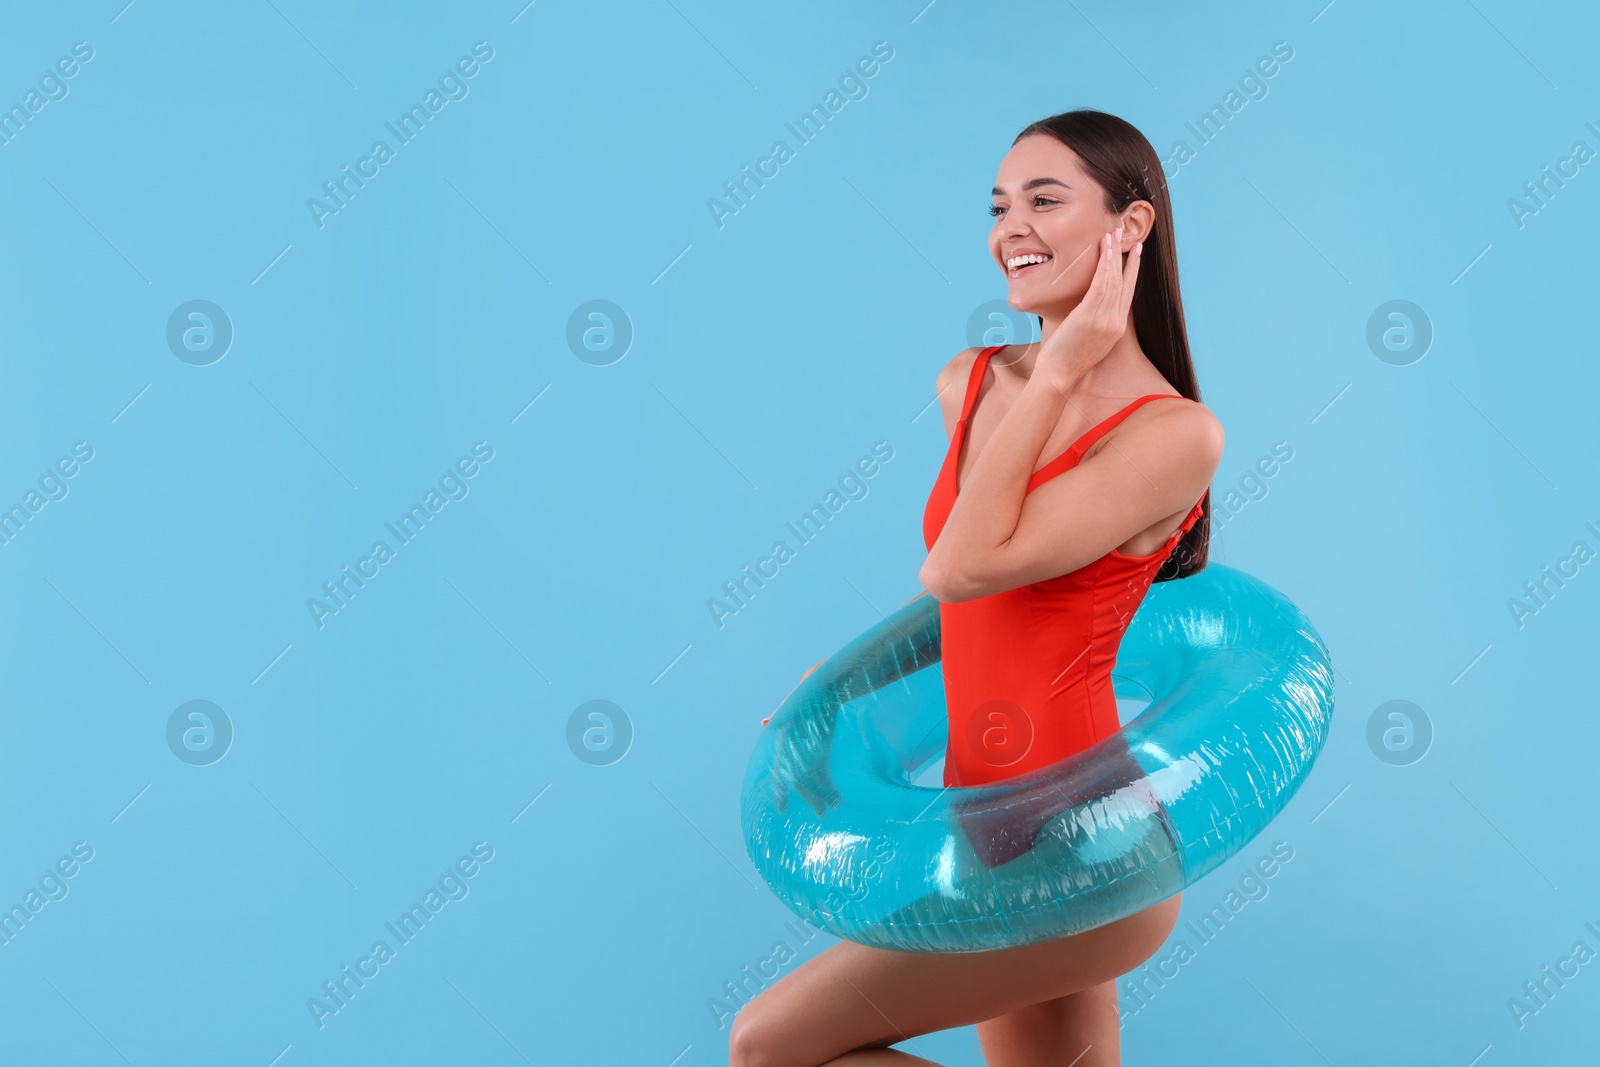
[1135,240,1144,254]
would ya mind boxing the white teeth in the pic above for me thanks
[1007,253,1051,270]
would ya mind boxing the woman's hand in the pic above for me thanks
[1035,227,1144,393]
[768,696,843,817]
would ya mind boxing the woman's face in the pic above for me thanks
[988,135,1121,315]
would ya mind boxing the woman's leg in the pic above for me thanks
[727,892,1180,1067]
[975,980,1121,1067]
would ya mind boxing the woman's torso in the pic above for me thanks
[922,345,1207,788]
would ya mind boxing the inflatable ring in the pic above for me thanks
[740,563,1335,953]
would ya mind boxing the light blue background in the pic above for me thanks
[1,1,1595,1064]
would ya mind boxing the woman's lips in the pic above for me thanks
[1007,257,1052,279]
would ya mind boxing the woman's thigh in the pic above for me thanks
[976,981,1121,1067]
[728,892,1181,1067]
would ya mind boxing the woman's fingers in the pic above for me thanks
[1078,232,1109,312]
[1083,231,1115,328]
[1103,231,1125,322]
[1099,229,1140,330]
[1119,237,1143,316]
[1091,231,1119,331]
[1066,229,1141,357]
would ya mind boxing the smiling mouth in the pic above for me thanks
[1006,255,1053,278]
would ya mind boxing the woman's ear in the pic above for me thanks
[1120,201,1157,247]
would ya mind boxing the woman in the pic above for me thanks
[729,108,1224,1067]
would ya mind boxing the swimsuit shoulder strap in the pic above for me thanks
[1175,489,1208,538]
[1025,393,1193,493]
[1070,393,1193,458]
[1155,489,1210,558]
[957,346,1002,423]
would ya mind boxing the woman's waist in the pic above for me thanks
[939,609,1129,667]
[941,677,1123,787]
[936,552,1166,600]
[942,665,1118,712]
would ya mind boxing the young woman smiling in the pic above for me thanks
[729,108,1224,1067]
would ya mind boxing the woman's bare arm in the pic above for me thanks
[924,386,1221,601]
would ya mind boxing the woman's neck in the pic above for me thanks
[994,322,1158,400]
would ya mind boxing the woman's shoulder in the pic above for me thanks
[938,344,987,378]
[933,346,988,439]
[1098,390,1223,465]
[934,346,990,394]
[1148,391,1221,437]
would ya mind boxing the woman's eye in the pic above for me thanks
[988,195,1058,218]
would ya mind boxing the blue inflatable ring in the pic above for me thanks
[740,563,1335,953]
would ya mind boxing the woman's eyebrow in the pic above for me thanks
[991,177,1072,196]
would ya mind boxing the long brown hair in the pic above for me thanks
[1012,108,1209,581]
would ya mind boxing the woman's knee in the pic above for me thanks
[726,1002,788,1067]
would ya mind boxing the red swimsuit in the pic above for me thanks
[922,345,1207,789]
